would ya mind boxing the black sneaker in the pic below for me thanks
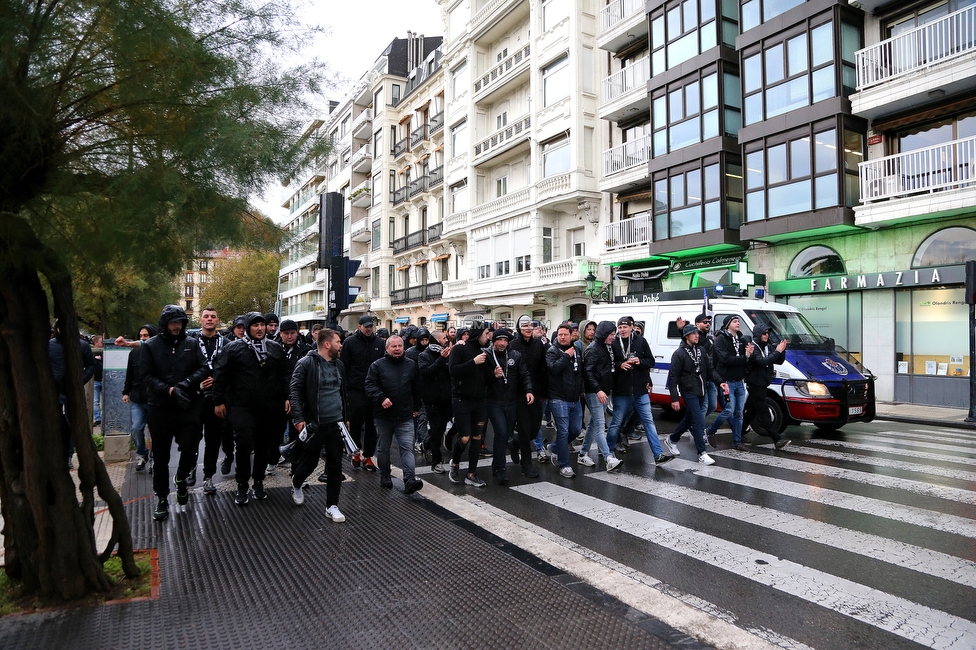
[404,478,423,494]
[174,476,189,506]
[380,475,393,488]
[448,464,461,484]
[508,441,521,465]
[135,456,148,472]
[252,481,268,500]
[152,496,169,521]
[521,460,539,478]
[654,453,675,465]
[235,483,250,506]
[493,468,510,486]
[774,438,792,450]
[185,468,197,487]
[220,456,233,475]
[318,472,328,482]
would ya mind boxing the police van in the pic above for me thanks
[589,292,876,432]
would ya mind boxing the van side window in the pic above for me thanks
[714,313,752,337]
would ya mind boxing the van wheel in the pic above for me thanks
[767,395,786,434]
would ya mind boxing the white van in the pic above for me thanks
[589,295,875,432]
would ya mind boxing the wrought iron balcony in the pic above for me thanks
[391,282,443,305]
[428,165,444,189]
[427,221,443,243]
[430,111,444,135]
[392,229,427,254]
[408,175,429,198]
[410,124,429,148]
[393,137,410,158]
[393,186,408,206]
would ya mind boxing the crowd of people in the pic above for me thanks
[108,303,790,525]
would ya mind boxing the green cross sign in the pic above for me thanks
[730,261,756,287]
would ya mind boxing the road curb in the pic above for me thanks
[874,415,976,431]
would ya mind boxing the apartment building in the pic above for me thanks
[437,0,605,327]
[595,0,975,407]
[176,249,244,324]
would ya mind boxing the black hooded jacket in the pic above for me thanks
[449,329,489,400]
[339,328,385,392]
[365,353,422,420]
[483,346,533,402]
[546,340,583,401]
[713,327,749,382]
[123,324,156,404]
[418,344,452,405]
[510,328,548,399]
[583,321,617,394]
[744,323,784,387]
[611,332,654,396]
[141,305,209,414]
[405,327,429,362]
[212,312,290,410]
[668,341,723,400]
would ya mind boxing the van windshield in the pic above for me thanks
[744,309,829,349]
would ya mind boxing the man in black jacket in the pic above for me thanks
[510,315,545,478]
[419,330,453,474]
[266,318,310,476]
[365,336,423,494]
[708,315,753,450]
[545,322,584,478]
[141,305,209,521]
[742,322,791,449]
[605,317,673,465]
[289,328,348,519]
[339,315,385,472]
[190,305,231,493]
[666,324,727,465]
[122,324,156,471]
[579,321,621,471]
[448,322,491,487]
[484,328,534,485]
[212,311,291,506]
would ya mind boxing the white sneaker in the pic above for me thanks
[559,466,575,478]
[664,438,681,456]
[326,505,346,522]
[698,452,715,466]
[291,486,304,505]
[606,456,622,472]
[266,464,277,475]
[576,454,596,467]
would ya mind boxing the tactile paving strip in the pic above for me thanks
[1,465,684,650]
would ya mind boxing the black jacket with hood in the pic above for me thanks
[405,327,429,363]
[546,338,583,401]
[744,322,785,387]
[510,315,549,398]
[339,328,386,391]
[583,321,617,394]
[418,343,452,405]
[713,321,749,382]
[668,340,723,401]
[141,305,209,416]
[611,332,654,396]
[289,348,347,426]
[212,312,290,410]
[365,353,422,420]
[449,326,490,400]
[483,346,533,402]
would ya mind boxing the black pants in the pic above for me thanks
[148,407,200,497]
[515,398,543,461]
[743,383,779,441]
[347,389,377,457]
[201,396,233,478]
[424,401,452,466]
[264,412,288,467]
[451,397,486,469]
[229,406,278,485]
[292,422,343,507]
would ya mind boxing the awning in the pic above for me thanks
[430,312,450,322]
[614,189,654,203]
[414,259,428,266]
[475,293,536,307]
[434,89,444,97]
[415,99,431,111]
[433,144,444,153]
[397,165,410,175]
[395,316,410,323]
[414,153,430,163]
[398,114,412,124]
[616,265,669,281]
[432,253,450,261]
[396,264,410,271]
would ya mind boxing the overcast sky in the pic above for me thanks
[255,0,443,217]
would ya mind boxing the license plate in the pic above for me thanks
[849,406,864,416]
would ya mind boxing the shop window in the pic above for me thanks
[912,226,976,267]
[896,288,970,377]
[788,246,846,278]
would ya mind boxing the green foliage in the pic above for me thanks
[0,0,332,332]
[92,433,104,452]
[199,252,281,321]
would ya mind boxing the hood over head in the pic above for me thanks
[245,311,267,329]
[752,321,771,339]
[158,305,188,335]
[232,315,246,328]
[415,327,430,346]
[594,320,617,342]
[140,324,158,338]
[578,319,595,338]
[516,314,533,330]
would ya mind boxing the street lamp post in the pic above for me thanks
[585,272,613,302]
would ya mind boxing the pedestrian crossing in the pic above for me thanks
[426,423,976,650]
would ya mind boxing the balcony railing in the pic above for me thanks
[856,5,976,90]
[474,114,531,159]
[351,143,372,172]
[391,282,443,305]
[393,137,410,158]
[427,222,443,243]
[602,56,650,104]
[351,107,372,138]
[859,134,976,202]
[430,110,444,135]
[535,256,599,284]
[444,210,469,233]
[604,213,652,250]
[471,187,532,221]
[393,186,408,206]
[410,123,429,148]
[603,134,652,176]
[408,175,429,198]
[474,45,531,96]
[392,229,427,254]
[428,165,444,189]
[350,220,371,242]
[601,0,644,32]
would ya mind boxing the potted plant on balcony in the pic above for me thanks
[350,186,371,200]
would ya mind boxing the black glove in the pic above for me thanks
[172,387,192,410]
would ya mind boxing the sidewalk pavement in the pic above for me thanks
[0,453,710,650]
[874,401,976,429]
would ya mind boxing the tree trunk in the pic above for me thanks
[0,216,138,599]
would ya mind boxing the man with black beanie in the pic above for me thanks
[264,312,280,341]
[484,327,534,485]
[266,318,309,476]
[509,315,545,478]
[339,315,385,472]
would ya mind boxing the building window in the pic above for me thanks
[741,0,804,32]
[389,170,397,203]
[514,227,531,272]
[476,238,491,279]
[652,70,727,156]
[185,273,194,284]
[650,0,722,76]
[788,246,846,277]
[199,261,208,272]
[371,219,381,250]
[496,176,508,198]
[896,287,970,377]
[451,61,468,100]
[341,114,350,136]
[654,159,741,239]
[542,54,570,107]
[496,111,508,130]
[450,180,468,213]
[569,228,585,256]
[542,135,571,177]
[184,285,193,297]
[373,129,383,158]
[451,120,468,159]
[185,300,193,312]
[371,267,380,297]
[372,172,381,206]
[391,84,401,105]
[199,274,207,284]
[913,226,976,266]
[542,0,569,31]
[374,87,383,111]
[542,226,553,263]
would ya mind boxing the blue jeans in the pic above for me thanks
[705,381,718,419]
[548,399,582,469]
[375,418,417,482]
[486,400,517,473]
[580,393,611,459]
[93,380,102,422]
[606,393,663,457]
[709,380,744,444]
[130,401,150,458]
[669,393,707,455]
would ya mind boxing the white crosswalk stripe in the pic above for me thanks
[510,482,976,650]
[849,429,976,447]
[805,436,976,461]
[715,447,976,504]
